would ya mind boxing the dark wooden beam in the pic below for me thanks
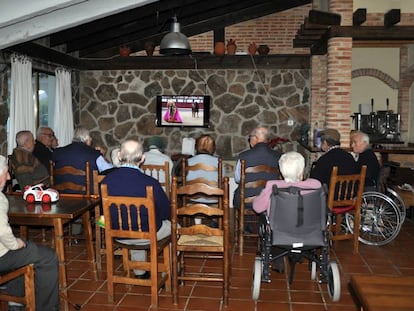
[353,8,367,26]
[7,43,81,68]
[214,29,225,44]
[80,0,311,58]
[308,9,341,25]
[330,25,414,40]
[77,54,310,70]
[384,9,400,27]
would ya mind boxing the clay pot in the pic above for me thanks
[119,46,131,57]
[214,42,225,56]
[248,43,257,55]
[257,44,270,55]
[144,41,155,56]
[226,39,237,55]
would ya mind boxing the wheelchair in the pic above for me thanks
[344,165,405,246]
[252,185,341,302]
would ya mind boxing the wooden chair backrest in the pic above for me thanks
[92,170,105,195]
[327,165,367,209]
[50,160,91,196]
[171,175,229,240]
[100,183,157,241]
[0,264,35,310]
[240,159,280,205]
[181,157,223,188]
[141,161,170,198]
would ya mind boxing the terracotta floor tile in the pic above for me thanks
[22,212,414,311]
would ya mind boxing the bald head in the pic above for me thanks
[118,140,144,165]
[249,126,269,147]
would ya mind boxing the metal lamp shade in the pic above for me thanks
[159,19,191,55]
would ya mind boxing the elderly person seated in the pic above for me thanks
[351,131,380,190]
[11,130,49,189]
[253,151,321,273]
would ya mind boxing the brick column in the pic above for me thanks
[326,0,353,147]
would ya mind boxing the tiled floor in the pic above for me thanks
[22,212,414,311]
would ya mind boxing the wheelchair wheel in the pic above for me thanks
[327,260,341,302]
[310,261,317,280]
[252,257,262,300]
[345,192,401,246]
[386,187,406,223]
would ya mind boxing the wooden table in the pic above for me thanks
[7,193,100,311]
[351,275,414,311]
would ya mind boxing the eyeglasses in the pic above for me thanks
[41,133,53,137]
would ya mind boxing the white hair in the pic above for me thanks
[278,151,305,183]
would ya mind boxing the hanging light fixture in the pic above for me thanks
[159,16,191,55]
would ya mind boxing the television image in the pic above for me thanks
[156,95,210,128]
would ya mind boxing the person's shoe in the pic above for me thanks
[135,271,150,279]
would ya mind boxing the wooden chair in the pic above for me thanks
[100,184,171,307]
[0,264,35,311]
[181,157,223,216]
[181,157,223,187]
[50,161,91,244]
[50,161,91,195]
[171,176,230,306]
[235,159,280,256]
[141,162,171,199]
[327,165,367,254]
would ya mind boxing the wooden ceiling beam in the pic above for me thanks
[80,0,311,58]
[308,10,341,26]
[384,9,401,28]
[353,8,367,26]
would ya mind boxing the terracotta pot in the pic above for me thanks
[119,46,131,57]
[214,42,225,56]
[144,41,155,56]
[227,39,237,55]
[248,43,257,55]
[257,44,270,55]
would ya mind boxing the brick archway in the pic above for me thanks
[352,68,399,89]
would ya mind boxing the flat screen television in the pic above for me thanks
[156,95,210,128]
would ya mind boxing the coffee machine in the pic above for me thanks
[352,99,401,143]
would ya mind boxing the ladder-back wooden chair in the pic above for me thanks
[100,184,171,308]
[327,165,367,254]
[171,176,230,306]
[141,161,171,199]
[181,157,223,226]
[50,161,91,244]
[0,264,35,311]
[236,159,280,256]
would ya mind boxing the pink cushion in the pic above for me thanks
[332,205,355,214]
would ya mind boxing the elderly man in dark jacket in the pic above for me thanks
[310,128,359,186]
[101,139,171,279]
[233,126,281,209]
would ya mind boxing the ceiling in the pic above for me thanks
[1,0,311,65]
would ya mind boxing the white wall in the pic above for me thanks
[352,48,400,113]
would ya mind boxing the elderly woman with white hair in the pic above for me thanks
[0,155,59,311]
[252,151,321,274]
[253,151,321,215]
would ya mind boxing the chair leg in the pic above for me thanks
[172,245,179,304]
[239,210,244,256]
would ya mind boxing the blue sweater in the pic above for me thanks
[101,167,170,231]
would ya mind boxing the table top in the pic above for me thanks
[351,275,414,311]
[7,193,99,220]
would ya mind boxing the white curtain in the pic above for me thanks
[54,68,73,147]
[7,54,35,155]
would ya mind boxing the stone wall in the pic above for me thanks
[77,68,310,160]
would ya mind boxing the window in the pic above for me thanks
[7,70,56,129]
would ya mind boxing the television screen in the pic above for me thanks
[156,95,210,128]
